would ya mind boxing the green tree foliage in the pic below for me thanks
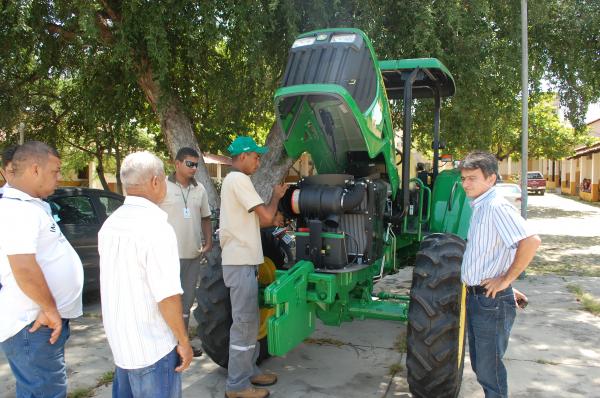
[1,1,599,202]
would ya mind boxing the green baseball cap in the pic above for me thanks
[227,136,269,156]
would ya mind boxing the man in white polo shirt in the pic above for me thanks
[220,136,288,398]
[0,141,84,398]
[99,151,192,398]
[160,147,212,357]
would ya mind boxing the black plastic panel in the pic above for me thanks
[281,33,377,113]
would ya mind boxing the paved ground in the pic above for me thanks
[1,193,599,397]
[527,192,600,277]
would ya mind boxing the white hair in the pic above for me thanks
[120,151,165,189]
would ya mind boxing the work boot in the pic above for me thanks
[250,372,278,387]
[224,387,270,398]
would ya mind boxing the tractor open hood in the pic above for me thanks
[274,28,399,196]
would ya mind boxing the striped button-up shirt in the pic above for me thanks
[98,195,183,369]
[461,187,534,286]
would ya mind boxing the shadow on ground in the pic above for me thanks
[529,235,600,277]
[528,207,597,219]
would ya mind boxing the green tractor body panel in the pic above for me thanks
[265,259,409,357]
[378,58,456,99]
[429,169,473,239]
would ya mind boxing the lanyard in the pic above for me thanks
[177,183,192,209]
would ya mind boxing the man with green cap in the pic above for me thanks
[220,136,288,398]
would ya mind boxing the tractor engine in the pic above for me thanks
[280,174,390,271]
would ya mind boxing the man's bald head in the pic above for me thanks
[11,141,60,176]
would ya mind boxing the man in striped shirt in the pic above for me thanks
[460,151,541,398]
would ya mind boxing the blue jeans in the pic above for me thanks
[467,287,516,398]
[0,319,71,398]
[113,347,182,398]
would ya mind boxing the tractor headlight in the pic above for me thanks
[331,33,357,43]
[292,37,316,48]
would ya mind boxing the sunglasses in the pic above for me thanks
[184,160,199,169]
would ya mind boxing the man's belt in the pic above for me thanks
[466,285,512,296]
[466,285,488,295]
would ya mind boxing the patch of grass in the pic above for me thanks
[97,371,114,387]
[567,284,584,296]
[82,312,102,319]
[388,362,404,375]
[304,337,347,347]
[567,284,600,316]
[68,388,95,398]
[393,331,407,353]
[528,259,600,278]
[67,370,114,398]
[534,359,559,365]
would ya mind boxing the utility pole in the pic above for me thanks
[18,122,25,145]
[520,0,529,219]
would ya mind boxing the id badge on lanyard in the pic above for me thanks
[183,207,191,219]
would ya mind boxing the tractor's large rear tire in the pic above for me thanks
[194,232,285,368]
[407,233,467,398]
[193,247,231,368]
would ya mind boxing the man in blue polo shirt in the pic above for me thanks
[460,151,541,398]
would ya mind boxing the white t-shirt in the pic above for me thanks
[0,182,9,197]
[219,171,264,265]
[160,175,211,259]
[0,187,84,342]
[98,195,183,369]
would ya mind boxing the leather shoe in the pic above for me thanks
[250,373,277,387]
[224,387,270,398]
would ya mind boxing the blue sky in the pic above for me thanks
[586,103,600,123]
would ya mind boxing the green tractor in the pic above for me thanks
[195,28,472,398]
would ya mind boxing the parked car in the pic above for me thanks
[526,171,546,195]
[47,187,124,292]
[496,183,522,209]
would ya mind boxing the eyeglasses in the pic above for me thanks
[184,160,199,169]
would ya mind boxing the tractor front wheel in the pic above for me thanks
[406,233,467,398]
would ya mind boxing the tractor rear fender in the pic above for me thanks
[428,169,472,239]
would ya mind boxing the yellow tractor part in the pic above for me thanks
[258,257,277,340]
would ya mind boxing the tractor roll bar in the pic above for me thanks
[401,68,420,217]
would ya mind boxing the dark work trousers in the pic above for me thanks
[222,265,262,392]
[180,257,202,330]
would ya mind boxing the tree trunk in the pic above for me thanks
[136,64,220,208]
[136,61,296,208]
[114,144,123,195]
[95,153,111,191]
[251,123,296,201]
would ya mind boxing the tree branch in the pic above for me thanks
[46,23,79,41]
[62,137,96,156]
[94,11,115,44]
[98,0,122,22]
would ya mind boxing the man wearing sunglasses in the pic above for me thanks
[160,147,213,358]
